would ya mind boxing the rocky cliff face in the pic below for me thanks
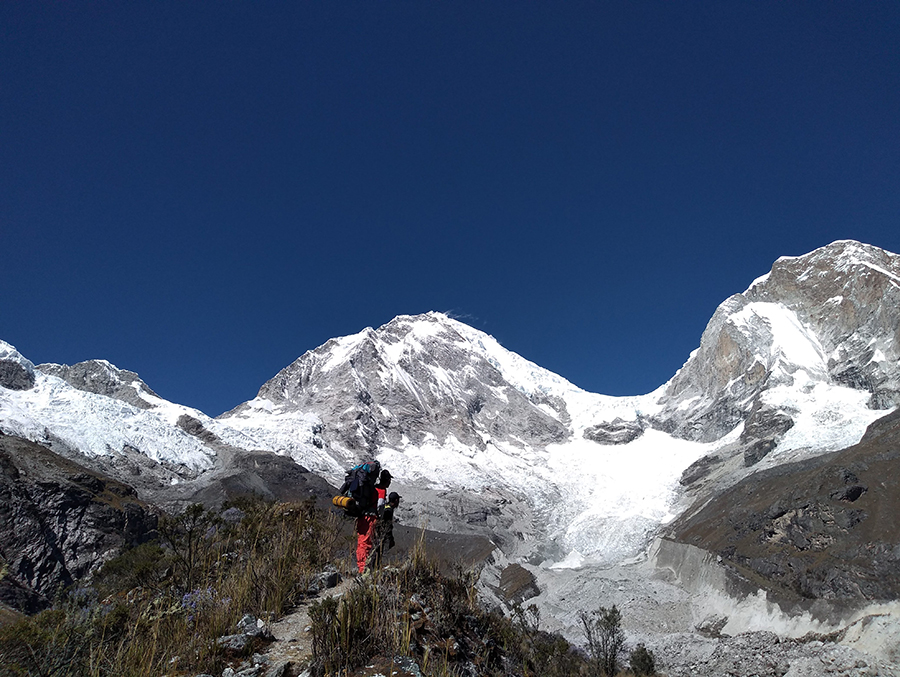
[654,241,900,454]
[37,359,161,410]
[226,312,571,457]
[0,432,158,613]
[669,408,900,603]
[0,342,36,391]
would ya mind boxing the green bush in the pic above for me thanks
[629,643,657,675]
[93,542,170,596]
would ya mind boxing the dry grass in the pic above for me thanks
[308,534,594,677]
[0,498,343,677]
[0,500,656,677]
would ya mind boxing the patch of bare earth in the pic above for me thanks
[262,578,353,674]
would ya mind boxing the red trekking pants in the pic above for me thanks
[355,515,377,573]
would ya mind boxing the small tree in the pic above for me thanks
[579,604,625,676]
[629,643,656,676]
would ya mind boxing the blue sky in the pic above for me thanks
[2,2,899,416]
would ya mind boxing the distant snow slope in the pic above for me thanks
[0,341,245,472]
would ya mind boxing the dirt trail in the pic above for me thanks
[262,578,354,673]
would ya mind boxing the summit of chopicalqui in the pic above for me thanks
[218,311,638,476]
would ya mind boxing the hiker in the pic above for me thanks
[334,462,397,573]
[356,508,377,574]
[368,490,400,570]
[337,460,383,574]
[364,470,394,570]
[375,469,392,516]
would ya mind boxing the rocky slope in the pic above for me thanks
[0,432,158,613]
[670,407,900,604]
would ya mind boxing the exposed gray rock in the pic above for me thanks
[583,417,645,444]
[739,400,796,466]
[497,563,540,605]
[655,630,896,677]
[262,663,289,677]
[307,569,341,594]
[0,359,36,391]
[177,414,223,445]
[0,341,36,391]
[680,453,724,486]
[222,313,570,460]
[37,359,159,409]
[0,432,157,613]
[236,613,274,639]
[694,613,729,638]
[217,634,250,652]
[217,619,275,664]
[653,241,900,443]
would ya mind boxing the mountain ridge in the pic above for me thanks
[0,240,897,568]
[3,239,900,673]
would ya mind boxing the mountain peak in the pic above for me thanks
[37,359,161,411]
[785,238,897,267]
[658,240,899,456]
[0,340,36,391]
[237,311,574,455]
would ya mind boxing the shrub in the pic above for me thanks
[629,643,656,675]
[0,497,342,677]
[93,542,170,596]
[579,604,626,676]
[309,534,592,677]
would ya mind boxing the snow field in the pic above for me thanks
[0,371,216,470]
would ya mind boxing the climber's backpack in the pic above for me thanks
[332,459,381,517]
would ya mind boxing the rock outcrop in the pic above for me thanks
[669,408,900,603]
[654,241,900,443]
[0,432,158,613]
[0,341,36,391]
[583,417,646,444]
[37,359,161,410]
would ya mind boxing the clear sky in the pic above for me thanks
[2,3,899,416]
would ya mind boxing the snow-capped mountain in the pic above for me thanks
[219,311,658,479]
[215,241,897,564]
[655,241,899,478]
[0,342,254,478]
[1,240,897,568]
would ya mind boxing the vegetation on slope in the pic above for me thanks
[0,498,656,677]
[0,498,340,676]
